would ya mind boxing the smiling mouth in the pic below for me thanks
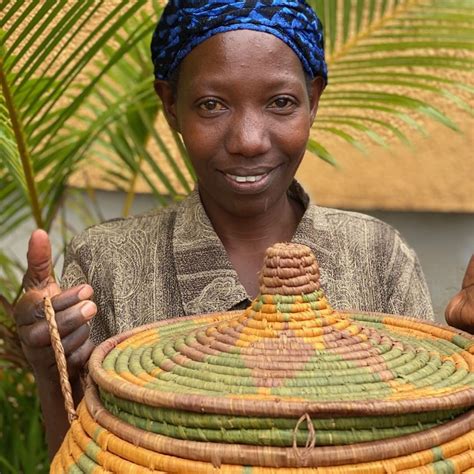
[225,173,267,183]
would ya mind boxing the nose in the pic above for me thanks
[225,108,271,158]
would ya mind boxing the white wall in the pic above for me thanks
[2,190,473,324]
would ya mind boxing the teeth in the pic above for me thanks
[227,174,266,183]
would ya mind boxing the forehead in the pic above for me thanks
[178,30,307,89]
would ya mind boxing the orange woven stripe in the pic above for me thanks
[117,371,148,386]
[382,315,465,344]
[438,430,474,464]
[73,405,162,473]
[58,433,76,473]
[441,352,470,370]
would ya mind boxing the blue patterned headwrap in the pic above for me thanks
[151,0,327,83]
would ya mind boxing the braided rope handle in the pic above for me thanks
[44,296,78,424]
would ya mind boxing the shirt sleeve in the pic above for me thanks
[60,233,90,290]
[385,231,434,321]
[60,231,112,344]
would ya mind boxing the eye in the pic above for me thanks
[268,96,296,110]
[198,99,226,113]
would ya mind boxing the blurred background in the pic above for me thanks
[1,1,473,471]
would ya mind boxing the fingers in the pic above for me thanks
[445,255,474,334]
[15,284,93,327]
[445,289,474,333]
[66,339,95,375]
[25,326,95,380]
[23,229,58,292]
[445,293,464,326]
[52,285,94,312]
[17,299,97,348]
[61,323,93,357]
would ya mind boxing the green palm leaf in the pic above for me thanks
[307,0,474,161]
[0,1,149,236]
[71,14,191,212]
[69,12,195,214]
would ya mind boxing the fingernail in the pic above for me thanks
[81,301,96,319]
[78,285,92,300]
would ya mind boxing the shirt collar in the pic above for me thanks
[172,180,327,316]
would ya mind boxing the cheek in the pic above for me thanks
[180,122,219,164]
[277,117,311,159]
[176,101,220,164]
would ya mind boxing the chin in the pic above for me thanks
[223,193,280,218]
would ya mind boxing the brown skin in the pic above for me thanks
[14,229,96,458]
[15,30,474,459]
[155,30,324,297]
[445,255,474,333]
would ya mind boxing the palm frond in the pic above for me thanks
[307,0,474,162]
[0,1,149,236]
[69,11,195,211]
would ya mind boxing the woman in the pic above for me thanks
[14,0,473,458]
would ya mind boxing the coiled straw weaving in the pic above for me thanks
[51,243,473,472]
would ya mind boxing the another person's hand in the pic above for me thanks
[14,229,96,383]
[445,255,474,334]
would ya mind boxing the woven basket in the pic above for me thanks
[50,243,474,473]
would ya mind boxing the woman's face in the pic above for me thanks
[156,30,323,218]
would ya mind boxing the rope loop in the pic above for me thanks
[292,412,316,465]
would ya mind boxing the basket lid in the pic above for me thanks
[90,243,474,418]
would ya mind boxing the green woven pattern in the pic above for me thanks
[97,297,474,401]
[50,399,474,473]
[100,388,467,446]
[94,299,473,446]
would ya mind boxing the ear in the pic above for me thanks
[309,76,325,125]
[154,80,180,132]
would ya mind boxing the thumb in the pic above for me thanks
[23,229,59,294]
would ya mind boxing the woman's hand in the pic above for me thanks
[445,255,474,334]
[14,229,96,381]
[13,229,97,457]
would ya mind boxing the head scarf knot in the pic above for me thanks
[151,0,327,83]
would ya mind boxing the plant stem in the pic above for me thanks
[0,56,44,229]
[122,155,142,217]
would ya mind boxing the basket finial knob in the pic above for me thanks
[259,243,321,296]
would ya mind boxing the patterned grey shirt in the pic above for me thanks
[61,183,434,344]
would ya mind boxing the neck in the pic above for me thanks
[199,188,304,254]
